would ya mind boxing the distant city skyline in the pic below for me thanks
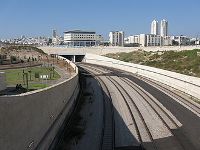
[0,0,200,39]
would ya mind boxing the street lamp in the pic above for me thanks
[23,72,29,91]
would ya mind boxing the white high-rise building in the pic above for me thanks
[109,31,124,46]
[160,19,168,37]
[151,20,159,35]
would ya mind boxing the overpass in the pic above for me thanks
[40,45,200,62]
[42,47,86,62]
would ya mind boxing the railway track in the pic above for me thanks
[81,65,143,149]
[98,76,115,150]
[119,77,185,149]
[87,63,200,117]
[79,63,193,150]
[85,65,173,149]
[108,75,157,150]
[132,76,200,116]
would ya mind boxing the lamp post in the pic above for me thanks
[52,66,55,77]
[23,72,29,91]
[22,69,25,85]
[28,70,32,81]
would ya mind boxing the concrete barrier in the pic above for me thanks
[0,72,6,91]
[0,58,79,150]
[85,53,200,100]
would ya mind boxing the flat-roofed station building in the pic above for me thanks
[64,30,97,47]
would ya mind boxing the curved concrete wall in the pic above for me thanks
[85,53,200,100]
[0,58,79,150]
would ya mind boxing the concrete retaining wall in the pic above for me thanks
[85,53,200,99]
[0,59,79,150]
[0,72,6,91]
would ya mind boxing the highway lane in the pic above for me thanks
[78,63,200,150]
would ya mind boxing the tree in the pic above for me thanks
[172,40,179,46]
[10,56,17,64]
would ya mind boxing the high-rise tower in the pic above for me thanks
[52,30,59,45]
[151,20,159,35]
[160,19,168,37]
[52,30,57,39]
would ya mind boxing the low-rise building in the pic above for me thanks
[195,40,200,45]
[163,36,172,46]
[138,34,146,47]
[146,34,161,46]
[64,30,98,47]
[109,31,124,46]
[171,36,190,46]
[95,34,104,45]
[138,34,161,47]
[124,35,140,47]
[125,35,140,44]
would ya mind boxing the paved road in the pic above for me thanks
[77,63,200,150]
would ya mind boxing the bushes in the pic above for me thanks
[0,45,46,54]
[106,49,200,78]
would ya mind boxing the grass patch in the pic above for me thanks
[105,49,200,78]
[105,51,149,64]
[3,66,60,89]
[28,83,48,90]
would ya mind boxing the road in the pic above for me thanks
[76,63,200,150]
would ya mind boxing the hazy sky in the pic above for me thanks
[0,0,200,39]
